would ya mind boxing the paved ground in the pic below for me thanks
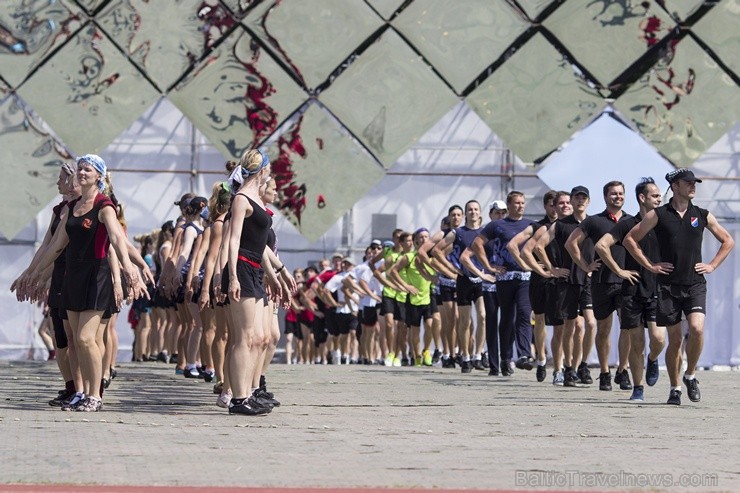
[0,360,737,492]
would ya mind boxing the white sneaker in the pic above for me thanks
[217,391,233,408]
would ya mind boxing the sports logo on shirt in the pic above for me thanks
[690,217,699,227]
[82,218,93,229]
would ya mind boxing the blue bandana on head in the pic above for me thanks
[77,154,106,192]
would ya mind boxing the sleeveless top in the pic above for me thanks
[237,193,272,257]
[65,194,115,262]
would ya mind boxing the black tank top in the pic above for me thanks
[65,194,115,262]
[51,200,68,267]
[237,193,272,255]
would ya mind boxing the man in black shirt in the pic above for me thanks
[566,181,633,391]
[531,188,595,386]
[595,178,666,402]
[624,169,734,406]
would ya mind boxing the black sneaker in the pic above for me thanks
[488,368,499,376]
[49,388,76,407]
[401,357,410,367]
[442,357,456,369]
[156,351,169,363]
[480,352,490,368]
[536,365,547,382]
[615,369,633,390]
[563,368,578,387]
[102,377,111,389]
[472,359,486,371]
[247,395,273,412]
[599,372,612,391]
[501,362,513,377]
[645,358,659,386]
[577,362,593,384]
[169,354,179,364]
[514,356,534,371]
[229,398,269,416]
[184,367,202,379]
[255,388,280,407]
[667,388,682,406]
[682,375,701,402]
[460,360,472,374]
[431,350,441,364]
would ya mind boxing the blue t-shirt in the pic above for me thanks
[480,217,536,271]
[450,225,483,277]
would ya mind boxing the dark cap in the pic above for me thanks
[187,196,208,213]
[665,168,702,184]
[570,185,590,198]
[175,192,194,207]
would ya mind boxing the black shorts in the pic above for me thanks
[394,298,407,324]
[312,316,328,347]
[429,294,439,314]
[334,312,358,335]
[456,275,482,306]
[529,280,550,315]
[438,284,456,303]
[563,280,593,321]
[284,319,300,335]
[380,295,396,316]
[325,310,339,336]
[657,283,706,326]
[621,294,657,329]
[545,281,566,326]
[361,306,379,326]
[592,282,622,320]
[406,303,433,327]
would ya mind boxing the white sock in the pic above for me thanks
[671,386,681,391]
[538,359,546,366]
[683,373,695,380]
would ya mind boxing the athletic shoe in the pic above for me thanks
[217,391,232,408]
[110,367,117,380]
[682,375,701,402]
[599,372,612,391]
[481,352,490,368]
[184,367,202,379]
[536,365,547,382]
[501,362,513,377]
[247,395,273,413]
[156,352,169,363]
[460,360,472,374]
[169,354,179,364]
[563,368,577,387]
[102,377,111,389]
[384,352,395,367]
[340,356,348,365]
[401,357,410,367]
[49,388,76,407]
[422,350,432,367]
[472,359,486,371]
[442,356,456,369]
[414,356,422,367]
[213,381,224,395]
[488,368,499,376]
[645,358,659,386]
[431,349,441,364]
[667,388,682,406]
[61,392,86,411]
[203,370,216,383]
[515,356,534,371]
[254,388,280,407]
[229,398,269,416]
[577,362,593,384]
[76,396,102,412]
[630,386,645,402]
[392,357,401,367]
[552,371,564,386]
[614,369,633,390]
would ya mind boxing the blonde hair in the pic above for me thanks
[208,181,231,222]
[239,149,264,175]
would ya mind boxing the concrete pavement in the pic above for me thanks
[0,360,737,492]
